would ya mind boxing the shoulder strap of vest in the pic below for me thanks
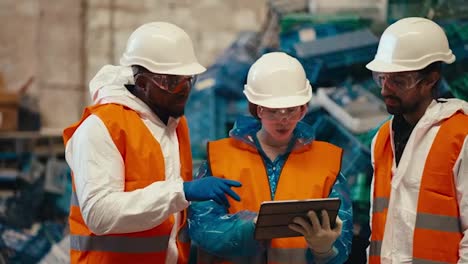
[418,111,468,203]
[438,112,468,139]
[63,104,114,146]
[374,120,391,157]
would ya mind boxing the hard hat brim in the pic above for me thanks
[366,59,420,73]
[245,93,312,109]
[160,62,207,76]
[120,55,206,76]
[366,54,456,73]
[256,95,312,108]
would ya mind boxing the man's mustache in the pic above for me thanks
[383,95,401,102]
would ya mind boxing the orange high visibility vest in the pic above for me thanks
[63,103,192,264]
[199,138,342,264]
[370,112,468,264]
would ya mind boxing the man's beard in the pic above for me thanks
[169,108,185,118]
[384,97,418,116]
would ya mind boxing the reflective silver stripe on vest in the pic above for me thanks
[268,248,308,263]
[70,191,79,207]
[369,240,382,256]
[415,213,461,233]
[413,258,448,264]
[70,234,169,253]
[373,197,389,213]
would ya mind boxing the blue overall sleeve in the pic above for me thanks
[187,161,264,258]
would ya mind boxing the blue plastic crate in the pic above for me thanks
[301,106,330,125]
[280,24,339,54]
[185,79,217,159]
[211,31,258,100]
[215,98,250,139]
[214,31,258,66]
[1,222,65,264]
[294,29,378,60]
[304,114,373,236]
[309,115,372,188]
[451,44,468,61]
[280,20,372,55]
[300,59,324,84]
[185,31,260,159]
[294,29,378,85]
[300,43,378,72]
[186,94,250,159]
[322,46,378,69]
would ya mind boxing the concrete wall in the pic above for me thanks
[0,0,266,130]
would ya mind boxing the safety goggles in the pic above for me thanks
[258,106,303,121]
[136,73,196,94]
[372,71,424,91]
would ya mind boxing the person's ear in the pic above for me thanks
[424,71,440,88]
[299,104,308,119]
[421,71,440,95]
[256,106,262,119]
[300,104,308,113]
[135,76,149,94]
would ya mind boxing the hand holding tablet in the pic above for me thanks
[254,197,341,240]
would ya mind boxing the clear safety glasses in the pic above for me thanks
[372,71,424,91]
[258,106,303,121]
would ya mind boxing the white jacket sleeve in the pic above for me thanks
[65,114,189,235]
[455,136,468,263]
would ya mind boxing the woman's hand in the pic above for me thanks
[288,210,342,255]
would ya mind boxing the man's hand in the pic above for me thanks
[183,177,242,207]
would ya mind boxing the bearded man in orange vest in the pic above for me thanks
[367,17,468,263]
[63,22,242,264]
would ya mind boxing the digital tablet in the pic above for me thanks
[254,197,341,240]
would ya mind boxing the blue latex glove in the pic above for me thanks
[184,176,242,207]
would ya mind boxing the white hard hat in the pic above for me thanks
[120,22,206,75]
[366,17,455,73]
[243,52,312,108]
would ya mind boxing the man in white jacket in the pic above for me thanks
[366,17,468,263]
[63,22,241,264]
